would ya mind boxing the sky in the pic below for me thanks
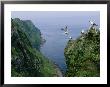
[11,11,100,29]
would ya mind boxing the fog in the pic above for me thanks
[11,11,100,29]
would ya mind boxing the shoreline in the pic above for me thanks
[52,60,63,77]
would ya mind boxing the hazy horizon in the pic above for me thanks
[11,11,100,30]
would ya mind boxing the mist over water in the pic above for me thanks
[12,11,100,72]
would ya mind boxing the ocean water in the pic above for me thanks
[40,25,90,72]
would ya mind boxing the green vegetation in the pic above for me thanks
[64,28,100,77]
[11,18,62,77]
[12,18,41,50]
[11,18,100,77]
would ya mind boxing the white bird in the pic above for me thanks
[89,20,98,26]
[65,31,68,35]
[61,26,73,39]
[69,36,72,39]
[81,29,84,34]
[61,26,69,35]
[89,20,98,30]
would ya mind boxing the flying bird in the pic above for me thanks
[61,26,69,35]
[61,26,73,40]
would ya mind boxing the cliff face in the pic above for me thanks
[12,18,41,50]
[64,28,100,77]
[11,18,62,77]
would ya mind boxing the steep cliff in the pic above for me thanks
[11,18,62,77]
[64,28,100,77]
[12,18,42,50]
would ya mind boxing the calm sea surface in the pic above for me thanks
[40,25,89,72]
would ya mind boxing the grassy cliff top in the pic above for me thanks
[64,28,100,77]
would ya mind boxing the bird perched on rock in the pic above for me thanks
[89,20,98,29]
[69,36,72,39]
[80,29,85,40]
[89,20,98,26]
[81,29,85,34]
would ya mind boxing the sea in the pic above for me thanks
[40,25,90,73]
